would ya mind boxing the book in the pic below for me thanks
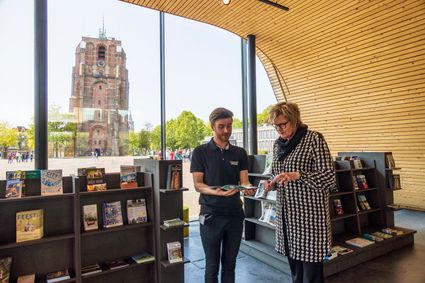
[6,170,40,197]
[120,165,140,189]
[167,241,183,263]
[163,218,185,227]
[127,199,148,224]
[131,252,155,264]
[81,263,102,276]
[46,269,70,283]
[333,198,344,215]
[5,179,22,198]
[385,153,396,168]
[16,209,43,243]
[102,201,123,228]
[391,174,401,190]
[83,204,98,231]
[220,184,257,191]
[331,245,354,255]
[323,250,338,261]
[345,237,374,248]
[330,184,339,193]
[363,233,384,242]
[41,169,63,196]
[352,175,359,190]
[166,164,182,190]
[17,274,35,283]
[105,259,129,270]
[371,231,393,239]
[0,257,12,283]
[262,154,273,175]
[382,227,404,236]
[355,174,369,190]
[259,201,277,226]
[351,157,363,169]
[357,194,371,210]
[86,168,107,192]
[254,180,267,198]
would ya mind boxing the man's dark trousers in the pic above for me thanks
[200,215,244,283]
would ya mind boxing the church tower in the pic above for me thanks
[69,27,130,156]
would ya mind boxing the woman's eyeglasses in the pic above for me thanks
[273,120,290,130]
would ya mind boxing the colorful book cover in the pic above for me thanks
[102,201,123,228]
[167,241,183,263]
[5,179,22,198]
[355,174,369,190]
[41,169,63,196]
[254,180,267,198]
[120,165,140,189]
[16,209,44,243]
[83,204,98,231]
[262,154,273,175]
[17,274,35,283]
[6,170,40,197]
[127,199,147,224]
[0,257,12,283]
[45,269,70,283]
[333,198,344,215]
[331,245,353,255]
[131,252,155,264]
[166,164,182,190]
[77,167,96,177]
[163,218,185,227]
[345,237,374,248]
[86,168,107,192]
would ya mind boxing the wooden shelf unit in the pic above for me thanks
[240,153,415,277]
[134,159,186,283]
[0,172,157,283]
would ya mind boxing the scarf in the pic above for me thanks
[276,124,308,161]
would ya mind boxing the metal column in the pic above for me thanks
[247,35,258,155]
[160,12,166,159]
[241,38,249,150]
[34,0,48,169]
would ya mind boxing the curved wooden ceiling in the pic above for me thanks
[121,0,425,210]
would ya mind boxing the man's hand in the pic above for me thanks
[215,188,239,196]
[243,188,256,196]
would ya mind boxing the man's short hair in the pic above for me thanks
[209,107,233,126]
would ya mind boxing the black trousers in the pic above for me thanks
[200,215,244,283]
[282,209,324,283]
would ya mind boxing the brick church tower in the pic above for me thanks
[69,28,132,156]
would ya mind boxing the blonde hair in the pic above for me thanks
[268,102,302,126]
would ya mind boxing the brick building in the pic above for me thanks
[69,30,132,156]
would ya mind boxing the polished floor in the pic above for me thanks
[184,210,425,283]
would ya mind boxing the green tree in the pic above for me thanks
[0,123,19,157]
[257,105,273,125]
[128,131,141,156]
[47,105,77,157]
[232,118,243,129]
[150,126,161,151]
[139,129,151,154]
[173,111,208,149]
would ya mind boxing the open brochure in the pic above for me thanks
[219,185,257,191]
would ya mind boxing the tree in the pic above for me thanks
[128,131,141,156]
[257,105,273,125]
[232,118,243,129]
[173,111,209,149]
[47,105,77,157]
[0,123,19,157]
[139,129,151,154]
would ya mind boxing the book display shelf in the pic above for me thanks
[0,172,156,283]
[134,159,188,283]
[74,172,156,283]
[240,153,415,277]
[0,176,76,282]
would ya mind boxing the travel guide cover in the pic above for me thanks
[5,179,22,199]
[83,204,99,231]
[120,165,140,189]
[16,209,44,243]
[167,241,183,263]
[102,201,123,228]
[6,170,40,197]
[166,164,182,190]
[41,169,63,196]
[127,199,147,224]
[86,168,107,192]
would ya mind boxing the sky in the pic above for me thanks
[0,0,276,131]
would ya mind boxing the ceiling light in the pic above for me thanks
[222,0,231,5]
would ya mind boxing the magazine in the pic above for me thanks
[131,252,155,264]
[127,199,148,224]
[17,274,35,283]
[345,237,374,248]
[86,168,107,192]
[81,264,102,276]
[102,201,123,228]
[16,209,44,243]
[167,241,183,263]
[259,201,277,226]
[254,180,267,198]
[83,204,98,231]
[262,154,273,175]
[220,184,257,191]
[0,257,12,283]
[41,169,63,196]
[105,259,129,270]
[46,269,70,283]
[5,179,22,198]
[166,164,182,190]
[120,165,140,189]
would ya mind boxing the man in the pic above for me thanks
[191,107,255,283]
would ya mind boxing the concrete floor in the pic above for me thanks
[184,209,425,283]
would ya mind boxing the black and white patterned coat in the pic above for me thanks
[272,130,335,262]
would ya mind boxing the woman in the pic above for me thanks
[265,102,335,283]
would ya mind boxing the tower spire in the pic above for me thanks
[99,15,106,39]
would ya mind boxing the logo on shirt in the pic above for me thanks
[229,161,239,166]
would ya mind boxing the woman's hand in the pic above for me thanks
[272,172,301,186]
[264,179,275,192]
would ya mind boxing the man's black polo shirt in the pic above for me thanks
[190,138,248,217]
